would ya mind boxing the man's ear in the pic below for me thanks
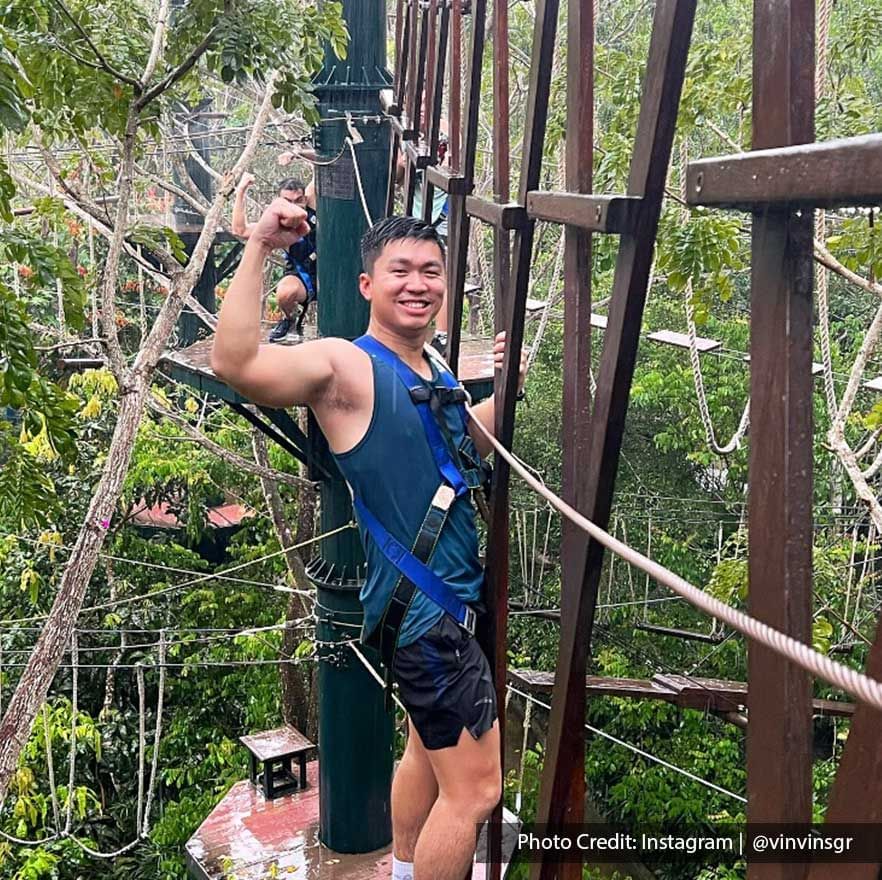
[358,272,372,302]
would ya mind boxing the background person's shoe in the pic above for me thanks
[268,317,292,342]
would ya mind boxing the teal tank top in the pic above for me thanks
[332,344,484,648]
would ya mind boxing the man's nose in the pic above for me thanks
[405,271,429,291]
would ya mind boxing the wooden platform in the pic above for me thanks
[509,669,855,718]
[160,332,496,406]
[186,761,516,879]
[186,764,392,880]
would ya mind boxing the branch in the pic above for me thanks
[36,138,114,227]
[147,396,316,491]
[176,120,222,182]
[132,157,210,216]
[140,0,172,89]
[135,25,221,111]
[814,240,882,300]
[138,70,281,363]
[49,0,140,88]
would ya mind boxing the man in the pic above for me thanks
[212,198,525,880]
[231,173,318,342]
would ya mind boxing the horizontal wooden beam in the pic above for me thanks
[426,164,471,195]
[508,669,855,718]
[387,113,418,141]
[687,134,882,210]
[465,195,527,229]
[526,191,642,233]
[402,141,433,169]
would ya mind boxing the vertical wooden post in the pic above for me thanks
[747,3,815,878]
[450,0,462,171]
[446,0,488,373]
[483,0,562,873]
[557,3,594,872]
[530,3,696,877]
[492,0,511,328]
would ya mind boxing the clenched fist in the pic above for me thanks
[250,198,311,253]
[236,172,256,192]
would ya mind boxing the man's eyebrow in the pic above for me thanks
[386,256,444,270]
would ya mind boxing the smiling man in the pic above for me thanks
[211,200,524,880]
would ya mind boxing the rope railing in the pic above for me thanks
[466,408,882,712]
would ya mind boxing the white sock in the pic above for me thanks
[392,855,414,880]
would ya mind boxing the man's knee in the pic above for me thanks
[470,772,502,820]
[278,277,306,314]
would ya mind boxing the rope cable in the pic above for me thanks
[467,407,882,711]
[507,685,745,804]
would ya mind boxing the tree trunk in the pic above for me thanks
[250,429,318,739]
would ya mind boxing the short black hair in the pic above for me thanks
[278,177,306,194]
[360,215,446,274]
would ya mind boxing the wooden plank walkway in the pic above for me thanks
[509,669,855,718]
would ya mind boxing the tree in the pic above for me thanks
[0,0,346,805]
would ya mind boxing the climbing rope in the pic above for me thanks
[466,407,882,712]
[815,0,838,417]
[0,634,168,856]
[679,140,749,455]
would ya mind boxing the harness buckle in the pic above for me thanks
[432,484,456,511]
[460,605,477,636]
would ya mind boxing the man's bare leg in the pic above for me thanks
[392,719,439,862]
[413,721,501,880]
[277,275,307,318]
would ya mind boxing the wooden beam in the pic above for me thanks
[509,669,856,718]
[526,192,642,234]
[426,164,471,195]
[532,5,696,879]
[465,195,527,229]
[806,613,882,880]
[687,134,882,210]
[444,0,487,372]
[481,0,562,874]
[746,4,814,879]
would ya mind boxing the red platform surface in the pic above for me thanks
[186,761,514,879]
[186,763,391,880]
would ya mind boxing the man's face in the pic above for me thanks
[359,238,446,334]
[279,187,307,207]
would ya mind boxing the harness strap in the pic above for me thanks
[355,335,469,497]
[352,335,480,670]
[360,485,475,670]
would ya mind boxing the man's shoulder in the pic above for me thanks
[305,337,371,385]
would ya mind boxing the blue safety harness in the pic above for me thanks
[352,335,488,669]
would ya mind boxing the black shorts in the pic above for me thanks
[392,614,497,750]
[283,264,317,304]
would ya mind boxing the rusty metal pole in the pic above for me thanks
[746,2,815,877]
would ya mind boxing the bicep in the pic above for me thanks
[215,339,337,409]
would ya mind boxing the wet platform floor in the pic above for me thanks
[186,761,514,879]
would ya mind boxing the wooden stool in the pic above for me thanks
[240,725,315,800]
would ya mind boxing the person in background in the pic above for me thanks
[231,172,317,342]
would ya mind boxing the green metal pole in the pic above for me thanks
[310,0,395,854]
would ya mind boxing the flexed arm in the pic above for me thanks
[212,198,339,409]
[231,172,256,238]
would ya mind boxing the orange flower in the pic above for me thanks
[17,265,34,279]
